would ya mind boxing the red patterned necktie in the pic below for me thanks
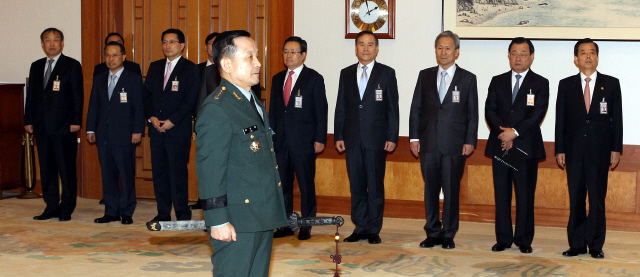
[283,71,294,104]
[584,77,591,113]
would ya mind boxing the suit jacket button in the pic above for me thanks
[245,199,249,203]
[359,105,363,108]
[586,120,589,123]
[271,148,274,152]
[275,165,278,169]
[278,182,281,187]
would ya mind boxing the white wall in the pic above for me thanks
[295,0,640,145]
[0,0,82,84]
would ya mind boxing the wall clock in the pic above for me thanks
[345,0,395,39]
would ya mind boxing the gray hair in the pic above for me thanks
[434,31,460,49]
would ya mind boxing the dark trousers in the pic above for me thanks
[34,130,77,215]
[150,132,192,220]
[492,158,538,246]
[210,230,273,277]
[345,138,387,235]
[97,137,137,217]
[420,150,466,239]
[566,154,609,251]
[275,143,317,230]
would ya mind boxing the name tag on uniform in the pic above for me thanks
[600,98,608,114]
[120,88,128,103]
[527,89,535,106]
[171,77,179,91]
[375,84,383,101]
[243,125,258,134]
[452,86,460,103]
[52,76,61,91]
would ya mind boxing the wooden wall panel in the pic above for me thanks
[535,168,569,209]
[265,0,294,109]
[606,171,637,213]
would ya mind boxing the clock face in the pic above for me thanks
[350,0,388,32]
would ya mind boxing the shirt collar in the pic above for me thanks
[109,67,125,79]
[580,71,597,82]
[437,63,457,77]
[167,55,182,64]
[286,64,304,76]
[206,59,213,67]
[358,60,375,70]
[512,68,529,79]
[47,53,62,62]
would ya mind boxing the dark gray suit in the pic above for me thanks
[334,61,399,235]
[86,68,145,217]
[409,65,478,239]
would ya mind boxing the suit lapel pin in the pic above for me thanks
[233,92,242,100]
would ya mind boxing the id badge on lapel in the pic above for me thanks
[294,89,303,108]
[600,98,608,114]
[120,88,128,103]
[452,86,460,103]
[526,89,535,106]
[171,76,179,91]
[52,76,61,91]
[375,84,383,101]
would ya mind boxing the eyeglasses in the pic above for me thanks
[162,40,180,45]
[510,53,530,58]
[104,53,122,58]
[282,51,302,55]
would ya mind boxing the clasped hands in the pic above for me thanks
[497,126,516,151]
[150,116,174,132]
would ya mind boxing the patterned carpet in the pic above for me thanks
[1,198,639,276]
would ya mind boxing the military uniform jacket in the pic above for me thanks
[195,78,288,232]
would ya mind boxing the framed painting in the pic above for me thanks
[443,0,640,40]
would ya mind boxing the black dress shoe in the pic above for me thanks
[150,215,171,222]
[590,249,605,259]
[59,214,71,222]
[121,216,133,225]
[368,234,381,244]
[343,232,368,242]
[562,248,587,256]
[491,242,511,252]
[419,237,442,248]
[33,210,59,220]
[519,244,533,253]
[441,238,456,249]
[94,215,120,223]
[298,229,311,240]
[273,227,295,238]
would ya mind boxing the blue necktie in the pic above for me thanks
[439,71,447,103]
[359,65,368,100]
[108,74,117,100]
[512,74,522,103]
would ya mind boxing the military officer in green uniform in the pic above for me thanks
[195,30,288,276]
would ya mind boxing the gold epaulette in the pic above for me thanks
[213,86,226,99]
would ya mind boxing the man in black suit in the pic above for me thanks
[197,32,218,76]
[409,31,478,249]
[270,36,328,240]
[556,39,623,259]
[335,31,399,245]
[86,42,145,225]
[485,37,549,254]
[93,33,141,77]
[143,29,199,222]
[24,28,83,222]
